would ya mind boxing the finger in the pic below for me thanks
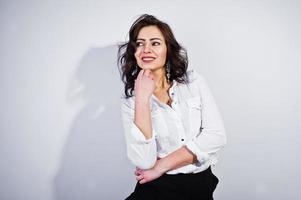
[145,69,153,78]
[136,69,144,83]
[145,69,152,74]
[144,69,150,77]
[135,168,142,175]
[139,179,147,184]
[138,69,144,79]
[136,167,143,172]
[134,170,141,176]
[149,74,154,80]
[136,175,143,181]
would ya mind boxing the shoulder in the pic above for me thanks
[183,69,211,96]
[186,69,206,85]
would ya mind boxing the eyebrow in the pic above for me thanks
[136,38,162,41]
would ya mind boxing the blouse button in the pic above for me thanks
[181,138,184,141]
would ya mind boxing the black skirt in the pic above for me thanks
[125,166,219,200]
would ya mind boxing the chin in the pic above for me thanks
[140,66,154,70]
[140,64,162,71]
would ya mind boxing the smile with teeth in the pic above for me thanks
[142,57,156,62]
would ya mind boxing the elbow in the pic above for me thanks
[221,136,227,149]
[211,128,227,150]
[219,129,227,148]
[128,152,157,169]
[136,159,157,170]
[127,152,156,169]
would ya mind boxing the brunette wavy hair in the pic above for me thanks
[117,14,188,98]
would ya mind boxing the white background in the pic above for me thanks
[1,0,300,199]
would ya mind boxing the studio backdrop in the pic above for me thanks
[1,0,300,199]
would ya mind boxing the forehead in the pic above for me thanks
[137,25,165,40]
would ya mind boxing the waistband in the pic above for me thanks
[163,166,212,177]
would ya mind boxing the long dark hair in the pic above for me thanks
[117,14,188,98]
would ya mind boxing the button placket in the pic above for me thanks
[170,87,179,109]
[174,114,186,143]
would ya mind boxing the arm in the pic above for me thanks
[185,72,226,166]
[134,99,152,139]
[134,69,156,140]
[136,71,226,184]
[121,69,158,169]
[135,146,196,184]
[154,146,197,173]
[121,99,157,169]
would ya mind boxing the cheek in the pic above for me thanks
[158,50,167,62]
[134,52,140,61]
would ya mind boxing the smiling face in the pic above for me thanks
[134,25,168,72]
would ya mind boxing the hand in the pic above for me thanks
[134,69,156,103]
[135,166,164,184]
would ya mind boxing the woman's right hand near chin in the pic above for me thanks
[134,69,156,103]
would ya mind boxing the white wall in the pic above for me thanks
[1,0,300,199]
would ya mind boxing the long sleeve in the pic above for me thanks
[120,97,158,169]
[185,72,227,166]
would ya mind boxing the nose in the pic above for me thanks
[143,43,151,53]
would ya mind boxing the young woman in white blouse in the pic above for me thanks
[118,14,226,200]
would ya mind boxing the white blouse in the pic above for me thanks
[120,70,226,174]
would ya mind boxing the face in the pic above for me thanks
[134,25,167,72]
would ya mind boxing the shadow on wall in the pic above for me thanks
[53,45,135,200]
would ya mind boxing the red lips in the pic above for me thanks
[141,56,156,63]
[142,56,156,59]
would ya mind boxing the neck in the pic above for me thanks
[152,68,169,92]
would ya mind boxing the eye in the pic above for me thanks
[152,42,160,46]
[136,42,143,47]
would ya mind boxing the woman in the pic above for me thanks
[118,14,226,200]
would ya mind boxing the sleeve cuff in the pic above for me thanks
[186,140,210,166]
[129,122,156,144]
